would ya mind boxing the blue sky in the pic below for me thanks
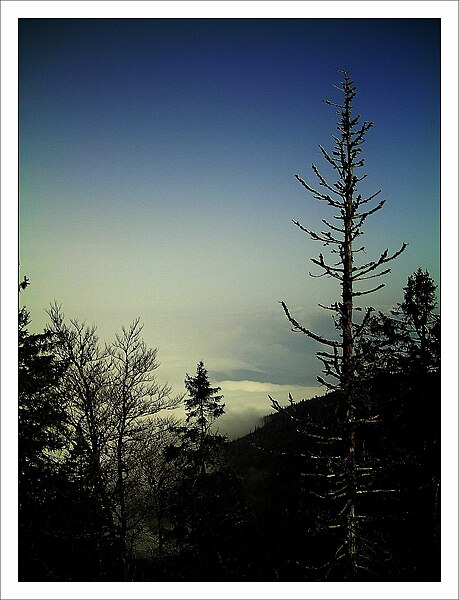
[19,17,441,437]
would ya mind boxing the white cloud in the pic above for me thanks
[219,379,323,397]
[215,379,325,439]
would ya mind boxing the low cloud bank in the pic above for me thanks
[215,380,324,440]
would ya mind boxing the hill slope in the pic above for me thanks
[225,372,440,581]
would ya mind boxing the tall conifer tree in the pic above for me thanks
[184,361,225,474]
[272,70,407,578]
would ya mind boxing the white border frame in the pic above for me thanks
[2,2,457,599]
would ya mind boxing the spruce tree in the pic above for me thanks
[183,360,225,474]
[357,268,440,376]
[184,361,225,435]
[19,283,68,579]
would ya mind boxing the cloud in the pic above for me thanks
[203,305,339,388]
[219,380,322,395]
[152,303,341,409]
[215,379,325,439]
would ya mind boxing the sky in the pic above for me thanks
[18,16,441,438]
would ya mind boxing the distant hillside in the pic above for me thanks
[225,372,440,581]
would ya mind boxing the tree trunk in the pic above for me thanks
[342,89,358,577]
[117,430,128,580]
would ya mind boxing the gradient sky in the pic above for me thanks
[19,18,440,438]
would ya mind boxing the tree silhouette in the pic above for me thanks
[136,416,184,565]
[183,360,225,475]
[395,268,440,372]
[46,306,181,579]
[18,283,68,579]
[165,362,252,580]
[185,361,225,433]
[353,268,441,578]
[356,268,440,377]
[271,70,407,579]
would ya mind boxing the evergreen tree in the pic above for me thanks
[354,269,441,578]
[183,360,225,474]
[18,279,68,579]
[395,268,440,372]
[357,268,440,376]
[184,360,225,435]
[165,363,253,581]
[19,294,66,480]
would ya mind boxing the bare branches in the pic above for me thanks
[273,70,411,579]
[355,268,391,282]
[292,219,341,245]
[310,254,344,279]
[44,305,183,561]
[358,188,383,206]
[353,198,386,231]
[353,243,408,281]
[318,145,345,179]
[352,284,385,297]
[311,163,342,196]
[353,307,375,340]
[295,173,343,208]
[322,218,345,234]
[279,301,342,348]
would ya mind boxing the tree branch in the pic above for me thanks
[279,302,342,348]
[352,284,385,297]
